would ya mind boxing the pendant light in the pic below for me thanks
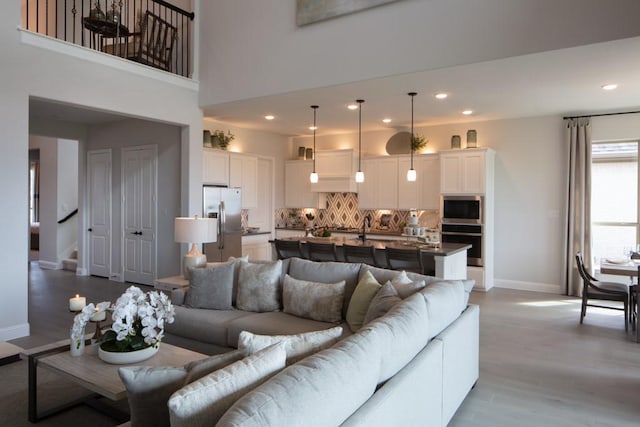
[407,92,417,182]
[309,105,319,183]
[355,99,365,183]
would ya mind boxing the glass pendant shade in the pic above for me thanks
[355,170,365,183]
[406,168,417,182]
[310,171,319,183]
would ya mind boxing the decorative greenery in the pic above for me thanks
[213,129,235,150]
[99,286,174,353]
[411,134,428,151]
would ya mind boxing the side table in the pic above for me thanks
[154,275,189,292]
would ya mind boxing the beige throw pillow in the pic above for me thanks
[168,343,286,427]
[346,270,382,332]
[236,260,283,312]
[237,327,343,365]
[283,274,345,323]
[363,281,402,324]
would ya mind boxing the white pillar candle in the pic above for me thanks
[90,307,106,322]
[69,294,86,311]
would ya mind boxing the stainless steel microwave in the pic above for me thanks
[441,195,483,224]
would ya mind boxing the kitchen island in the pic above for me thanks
[273,236,470,280]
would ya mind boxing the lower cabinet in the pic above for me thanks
[242,234,272,261]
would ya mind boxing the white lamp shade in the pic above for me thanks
[355,170,365,183]
[174,217,217,244]
[310,171,319,183]
[407,168,417,182]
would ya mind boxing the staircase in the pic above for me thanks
[62,250,78,272]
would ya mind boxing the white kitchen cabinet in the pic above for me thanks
[440,148,493,195]
[417,154,440,209]
[397,156,418,209]
[229,153,258,208]
[312,149,357,192]
[242,233,272,261]
[285,160,326,208]
[203,149,229,186]
[358,157,398,209]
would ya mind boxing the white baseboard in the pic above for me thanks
[76,267,88,276]
[39,260,61,270]
[494,279,562,294]
[0,322,30,341]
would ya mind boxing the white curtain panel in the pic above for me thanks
[563,118,592,296]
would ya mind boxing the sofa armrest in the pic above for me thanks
[171,288,188,306]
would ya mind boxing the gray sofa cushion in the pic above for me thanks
[236,260,283,312]
[226,311,349,348]
[288,258,361,317]
[361,292,430,383]
[283,274,345,323]
[168,343,287,427]
[363,281,402,324]
[165,306,253,347]
[185,263,235,310]
[419,280,466,339]
[217,327,382,427]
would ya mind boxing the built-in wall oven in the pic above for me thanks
[441,196,484,266]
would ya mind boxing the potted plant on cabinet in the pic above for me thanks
[212,130,235,150]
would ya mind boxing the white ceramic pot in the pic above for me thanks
[98,343,159,364]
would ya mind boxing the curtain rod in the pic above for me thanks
[563,110,640,120]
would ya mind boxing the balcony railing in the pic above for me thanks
[21,0,195,78]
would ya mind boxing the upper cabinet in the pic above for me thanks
[311,149,357,193]
[229,153,258,208]
[203,149,229,186]
[359,154,439,210]
[440,148,493,195]
[285,160,326,208]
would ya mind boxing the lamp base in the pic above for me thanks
[183,243,207,278]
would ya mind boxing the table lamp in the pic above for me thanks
[174,216,217,278]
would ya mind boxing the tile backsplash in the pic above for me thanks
[275,193,439,231]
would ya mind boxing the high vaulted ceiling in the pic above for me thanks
[203,36,640,137]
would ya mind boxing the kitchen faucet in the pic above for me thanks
[360,214,372,243]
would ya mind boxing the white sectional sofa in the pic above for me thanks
[161,257,478,426]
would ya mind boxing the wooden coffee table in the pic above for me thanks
[22,339,207,422]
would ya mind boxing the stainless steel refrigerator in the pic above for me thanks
[203,186,243,262]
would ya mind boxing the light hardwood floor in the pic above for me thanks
[7,263,640,426]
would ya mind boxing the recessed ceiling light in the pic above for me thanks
[462,110,473,115]
[434,92,448,100]
[601,83,618,91]
[347,104,359,110]
[309,126,317,131]
[382,118,392,123]
[264,115,275,120]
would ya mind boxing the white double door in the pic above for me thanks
[88,145,157,285]
[122,145,157,285]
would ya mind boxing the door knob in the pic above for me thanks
[88,228,93,232]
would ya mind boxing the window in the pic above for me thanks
[591,141,638,264]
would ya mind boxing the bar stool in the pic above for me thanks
[385,247,424,274]
[343,244,379,267]
[307,241,338,262]
[274,239,305,260]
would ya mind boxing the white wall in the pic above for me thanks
[199,0,640,105]
[293,114,567,292]
[87,119,182,279]
[56,139,78,261]
[0,1,203,340]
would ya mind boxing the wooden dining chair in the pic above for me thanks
[385,247,424,274]
[575,252,630,332]
[307,241,338,262]
[274,239,305,260]
[343,244,379,267]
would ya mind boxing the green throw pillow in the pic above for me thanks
[346,270,382,332]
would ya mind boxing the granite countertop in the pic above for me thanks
[274,235,470,257]
[242,231,271,236]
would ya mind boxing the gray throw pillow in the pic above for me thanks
[237,326,343,365]
[118,349,246,427]
[283,274,345,323]
[185,262,235,309]
[363,281,402,324]
[391,271,426,299]
[236,260,283,312]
